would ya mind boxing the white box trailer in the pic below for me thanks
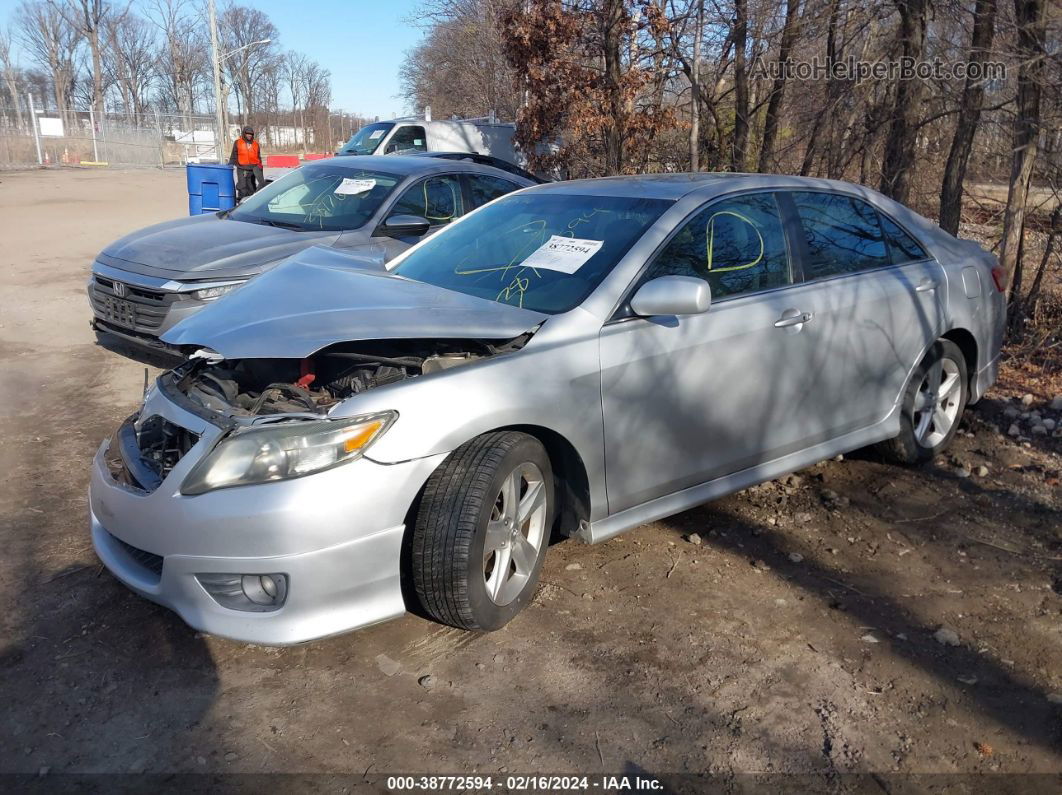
[338,117,521,165]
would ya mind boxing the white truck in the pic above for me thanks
[337,116,521,164]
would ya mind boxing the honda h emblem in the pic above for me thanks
[113,282,127,298]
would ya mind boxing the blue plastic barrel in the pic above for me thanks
[186,163,236,215]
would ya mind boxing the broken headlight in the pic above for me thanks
[180,411,396,495]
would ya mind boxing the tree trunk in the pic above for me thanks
[731,0,749,171]
[879,0,929,203]
[999,0,1046,298]
[1019,204,1060,318]
[602,0,625,175]
[690,0,703,171]
[757,0,800,173]
[938,0,998,235]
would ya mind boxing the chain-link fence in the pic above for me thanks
[0,105,225,169]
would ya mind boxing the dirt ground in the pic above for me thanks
[0,168,1059,789]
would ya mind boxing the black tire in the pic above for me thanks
[876,339,968,465]
[410,431,554,631]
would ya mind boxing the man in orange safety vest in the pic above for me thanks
[228,125,264,200]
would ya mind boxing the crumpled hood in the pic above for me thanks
[161,248,547,359]
[98,213,339,280]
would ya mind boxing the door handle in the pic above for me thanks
[915,278,938,293]
[774,311,814,328]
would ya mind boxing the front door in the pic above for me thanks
[599,191,820,514]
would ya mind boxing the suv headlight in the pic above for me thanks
[181,412,396,495]
[192,282,244,301]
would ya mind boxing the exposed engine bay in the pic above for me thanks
[168,335,533,418]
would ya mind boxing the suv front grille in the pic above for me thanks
[91,276,179,330]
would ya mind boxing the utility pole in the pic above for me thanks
[28,92,42,165]
[208,0,225,162]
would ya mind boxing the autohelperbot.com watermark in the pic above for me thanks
[753,55,1006,83]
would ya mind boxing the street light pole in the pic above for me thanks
[208,0,225,161]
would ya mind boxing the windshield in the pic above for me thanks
[228,167,400,232]
[392,193,672,314]
[339,122,394,155]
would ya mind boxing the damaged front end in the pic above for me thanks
[107,333,534,497]
[170,334,533,419]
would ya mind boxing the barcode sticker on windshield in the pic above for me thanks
[521,235,604,274]
[334,178,376,196]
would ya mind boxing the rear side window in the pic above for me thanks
[641,192,792,300]
[466,174,520,208]
[879,213,929,264]
[791,192,889,279]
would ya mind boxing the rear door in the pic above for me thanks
[463,173,521,211]
[781,191,946,435]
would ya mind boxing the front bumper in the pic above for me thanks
[88,390,447,644]
[91,505,408,645]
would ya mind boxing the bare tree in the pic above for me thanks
[284,50,307,149]
[219,3,278,127]
[58,0,125,118]
[689,0,703,170]
[302,59,331,149]
[879,0,930,202]
[998,0,1047,296]
[730,0,749,171]
[401,0,522,120]
[0,25,26,129]
[148,0,206,122]
[105,11,156,119]
[756,0,801,172]
[938,0,998,234]
[16,1,79,124]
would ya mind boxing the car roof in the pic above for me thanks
[303,154,528,180]
[525,172,899,203]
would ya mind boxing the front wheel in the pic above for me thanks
[877,339,968,465]
[410,431,554,631]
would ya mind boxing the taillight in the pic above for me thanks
[990,265,1008,292]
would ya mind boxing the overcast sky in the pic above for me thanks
[0,0,425,118]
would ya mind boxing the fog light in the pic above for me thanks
[242,574,283,605]
[197,573,288,612]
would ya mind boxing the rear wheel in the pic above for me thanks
[411,431,553,631]
[877,339,968,464]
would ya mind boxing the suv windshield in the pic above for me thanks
[339,122,394,155]
[392,193,672,314]
[228,167,400,232]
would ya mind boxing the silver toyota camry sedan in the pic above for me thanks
[89,173,1006,644]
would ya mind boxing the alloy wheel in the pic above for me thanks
[483,462,548,606]
[913,357,962,447]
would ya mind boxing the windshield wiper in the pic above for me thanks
[253,218,307,231]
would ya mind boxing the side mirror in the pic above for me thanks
[629,275,711,317]
[378,214,430,238]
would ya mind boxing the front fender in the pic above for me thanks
[330,317,609,520]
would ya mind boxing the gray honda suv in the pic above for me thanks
[88,155,533,357]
